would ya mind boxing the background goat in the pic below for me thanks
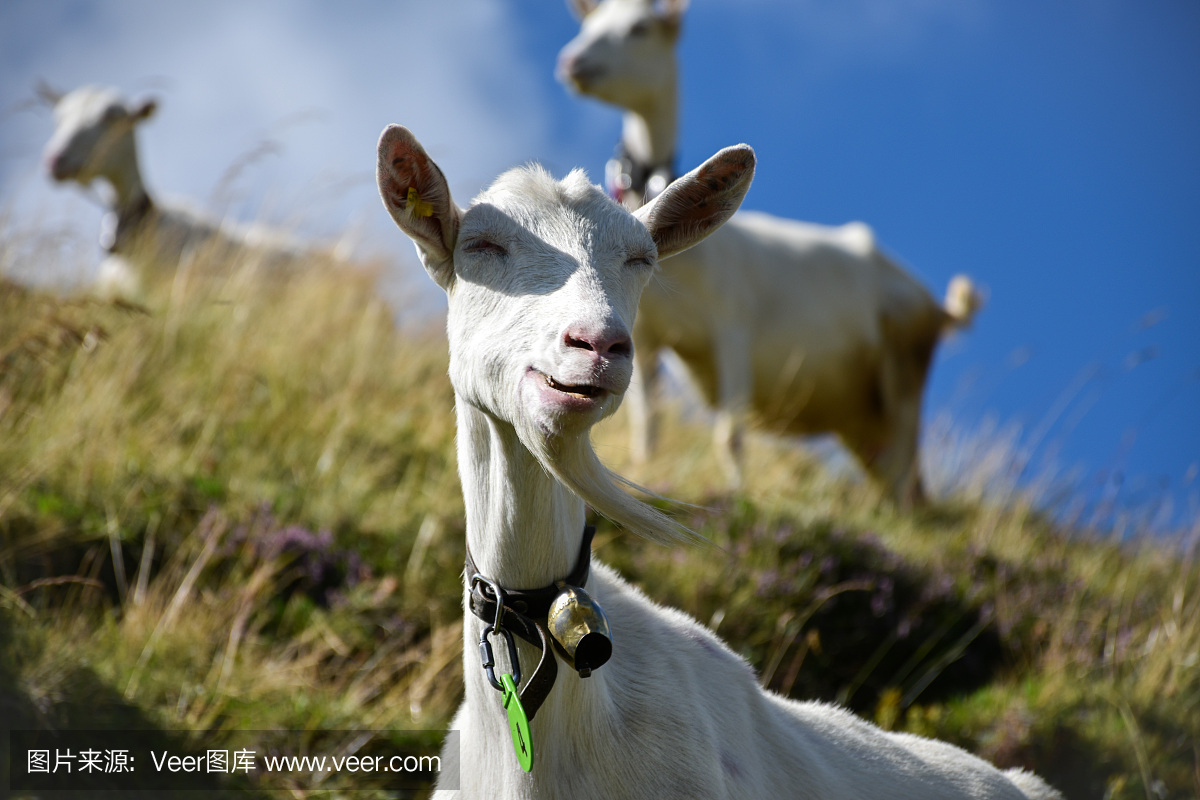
[558,0,983,506]
[376,124,1058,799]
[40,83,326,297]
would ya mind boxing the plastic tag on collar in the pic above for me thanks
[500,673,534,772]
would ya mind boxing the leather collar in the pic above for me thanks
[464,526,596,720]
[101,193,155,254]
[605,143,676,206]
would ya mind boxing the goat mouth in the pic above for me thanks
[560,63,603,92]
[48,161,76,182]
[545,374,606,400]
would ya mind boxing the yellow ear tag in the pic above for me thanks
[406,187,434,218]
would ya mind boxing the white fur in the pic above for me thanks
[41,84,316,296]
[376,125,1058,799]
[558,0,985,506]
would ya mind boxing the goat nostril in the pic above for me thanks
[566,333,595,352]
[564,327,632,358]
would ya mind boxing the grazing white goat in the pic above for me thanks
[40,83,313,296]
[376,125,1058,799]
[558,0,984,506]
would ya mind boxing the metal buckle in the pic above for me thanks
[479,623,521,691]
[472,574,521,691]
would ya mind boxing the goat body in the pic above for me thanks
[375,124,1058,799]
[636,211,964,503]
[558,0,983,505]
[41,84,318,296]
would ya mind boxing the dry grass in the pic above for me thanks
[1,227,1196,798]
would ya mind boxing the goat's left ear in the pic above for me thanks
[377,125,460,289]
[35,79,64,107]
[634,143,754,259]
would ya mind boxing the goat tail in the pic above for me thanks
[942,274,984,330]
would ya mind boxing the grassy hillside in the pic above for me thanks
[1,238,1196,798]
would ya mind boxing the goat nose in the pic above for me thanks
[557,50,597,85]
[556,51,579,81]
[46,152,70,181]
[564,324,633,359]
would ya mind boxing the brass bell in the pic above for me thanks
[546,584,612,677]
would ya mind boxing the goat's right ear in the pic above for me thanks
[377,125,460,288]
[132,98,158,123]
[634,143,755,259]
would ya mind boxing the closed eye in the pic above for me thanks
[462,238,507,257]
[625,254,654,269]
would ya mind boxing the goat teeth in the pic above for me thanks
[548,376,600,398]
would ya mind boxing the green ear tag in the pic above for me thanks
[499,673,534,772]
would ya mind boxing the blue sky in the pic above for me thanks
[2,0,1197,534]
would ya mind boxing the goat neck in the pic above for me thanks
[456,401,587,591]
[619,76,678,176]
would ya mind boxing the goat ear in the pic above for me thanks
[658,0,689,28]
[634,143,754,259]
[377,124,460,289]
[132,98,158,122]
[35,79,64,107]
[566,0,599,20]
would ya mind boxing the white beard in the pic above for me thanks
[513,412,702,547]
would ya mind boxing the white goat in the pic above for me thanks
[558,0,984,506]
[40,83,314,297]
[376,125,1058,799]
